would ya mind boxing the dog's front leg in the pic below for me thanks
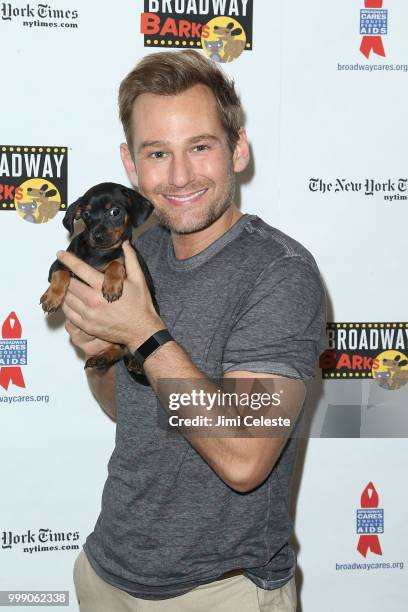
[101,260,126,303]
[40,260,71,314]
[84,344,127,369]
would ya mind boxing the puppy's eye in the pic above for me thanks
[81,210,91,222]
[109,207,121,217]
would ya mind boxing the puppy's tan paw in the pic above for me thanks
[40,288,63,314]
[102,282,123,303]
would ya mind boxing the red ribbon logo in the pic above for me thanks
[357,482,383,557]
[360,0,386,59]
[0,312,26,391]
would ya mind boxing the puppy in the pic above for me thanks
[40,182,156,379]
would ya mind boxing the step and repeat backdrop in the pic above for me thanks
[1,1,408,610]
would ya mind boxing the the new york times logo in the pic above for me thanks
[309,178,408,203]
[2,528,80,554]
[1,3,78,21]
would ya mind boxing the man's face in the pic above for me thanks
[121,84,247,235]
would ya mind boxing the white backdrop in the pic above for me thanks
[1,1,408,610]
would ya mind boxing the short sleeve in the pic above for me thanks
[222,256,327,380]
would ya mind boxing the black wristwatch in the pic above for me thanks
[132,329,173,369]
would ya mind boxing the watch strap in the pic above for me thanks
[132,329,173,367]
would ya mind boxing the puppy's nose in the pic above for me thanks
[93,231,104,242]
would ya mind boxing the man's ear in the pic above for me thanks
[120,143,138,188]
[232,128,250,173]
[62,197,82,235]
[121,187,153,227]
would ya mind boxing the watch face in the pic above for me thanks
[139,335,161,361]
[124,330,172,373]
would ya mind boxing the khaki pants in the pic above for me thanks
[73,549,297,611]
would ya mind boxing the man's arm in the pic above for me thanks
[66,314,300,471]
[143,340,306,493]
[86,366,117,422]
[65,319,117,421]
[65,305,302,489]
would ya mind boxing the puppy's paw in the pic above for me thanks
[86,345,125,369]
[40,288,63,314]
[102,281,123,303]
[85,355,111,369]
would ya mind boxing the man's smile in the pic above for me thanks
[162,188,208,206]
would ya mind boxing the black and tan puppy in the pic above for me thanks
[40,182,156,377]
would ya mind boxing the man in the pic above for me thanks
[61,50,326,611]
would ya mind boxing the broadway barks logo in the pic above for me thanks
[141,0,253,63]
[357,482,383,557]
[0,145,68,223]
[0,312,27,391]
[360,0,387,59]
[319,322,408,390]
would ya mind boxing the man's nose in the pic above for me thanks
[168,153,195,188]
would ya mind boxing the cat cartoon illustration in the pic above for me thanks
[16,201,37,223]
[204,39,224,62]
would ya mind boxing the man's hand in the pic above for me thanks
[64,319,112,359]
[57,241,165,352]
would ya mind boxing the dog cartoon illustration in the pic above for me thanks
[26,183,59,223]
[374,354,408,390]
[213,22,246,62]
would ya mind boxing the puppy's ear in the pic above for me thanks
[123,188,153,227]
[63,197,82,236]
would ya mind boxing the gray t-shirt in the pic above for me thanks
[83,213,327,600]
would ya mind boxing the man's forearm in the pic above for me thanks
[143,341,304,492]
[86,365,117,421]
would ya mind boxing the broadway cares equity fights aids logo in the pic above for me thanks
[357,482,383,557]
[360,0,387,59]
[0,312,27,391]
[141,0,253,63]
[0,145,68,224]
[336,484,405,572]
[319,323,408,390]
